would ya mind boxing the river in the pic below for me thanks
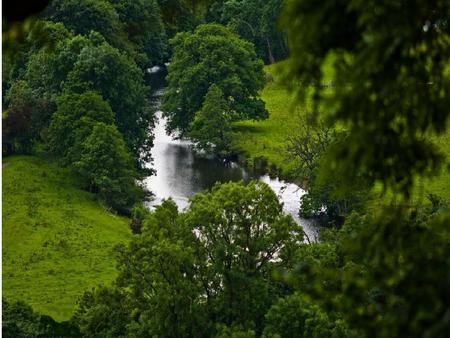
[144,67,319,241]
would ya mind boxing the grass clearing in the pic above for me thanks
[232,62,301,177]
[2,156,131,321]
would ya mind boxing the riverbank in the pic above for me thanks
[2,156,131,321]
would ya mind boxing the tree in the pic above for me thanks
[287,205,450,338]
[47,91,115,162]
[115,199,205,337]
[2,80,46,155]
[63,38,153,164]
[24,33,88,99]
[286,116,369,223]
[72,286,130,337]
[22,31,92,130]
[281,0,450,198]
[189,84,232,157]
[44,0,130,53]
[162,23,267,134]
[215,325,255,338]
[2,298,48,338]
[280,3,450,337]
[2,298,79,338]
[23,31,152,164]
[74,123,144,213]
[213,0,288,64]
[185,181,303,332]
[107,0,169,67]
[263,292,356,338]
[74,181,303,336]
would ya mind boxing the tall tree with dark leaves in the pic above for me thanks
[163,23,267,135]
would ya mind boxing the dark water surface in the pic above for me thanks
[144,67,319,240]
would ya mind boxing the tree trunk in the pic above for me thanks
[266,37,275,64]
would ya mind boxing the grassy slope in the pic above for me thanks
[233,62,449,199]
[232,63,299,176]
[2,156,131,321]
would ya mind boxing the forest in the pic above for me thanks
[2,0,449,337]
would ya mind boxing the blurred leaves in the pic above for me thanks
[282,0,450,198]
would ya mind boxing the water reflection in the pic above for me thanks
[145,112,255,210]
[144,67,319,241]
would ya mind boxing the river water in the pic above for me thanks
[143,67,319,241]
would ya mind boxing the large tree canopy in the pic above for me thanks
[47,91,115,162]
[162,23,267,134]
[282,0,450,197]
[63,37,153,164]
[45,0,126,49]
[75,122,144,213]
[74,181,303,337]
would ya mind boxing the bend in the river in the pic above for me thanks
[144,66,319,241]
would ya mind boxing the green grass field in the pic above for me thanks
[2,156,131,321]
[232,63,299,177]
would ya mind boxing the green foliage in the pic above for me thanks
[74,181,303,336]
[2,298,79,338]
[163,23,267,134]
[189,84,233,157]
[47,91,114,161]
[63,38,152,162]
[2,80,46,155]
[108,0,169,67]
[209,0,288,64]
[129,203,150,234]
[24,32,87,99]
[75,199,203,337]
[282,113,369,223]
[282,0,450,198]
[263,292,355,338]
[45,0,169,66]
[22,30,153,164]
[215,324,256,338]
[46,91,144,213]
[157,0,196,36]
[337,208,450,338]
[2,298,50,338]
[72,286,129,337]
[278,2,450,338]
[186,181,303,331]
[45,0,129,52]
[286,205,450,338]
[74,123,145,213]
[2,156,131,321]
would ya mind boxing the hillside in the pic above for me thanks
[2,156,131,321]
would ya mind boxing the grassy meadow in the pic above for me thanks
[233,62,449,199]
[232,63,299,177]
[2,156,131,321]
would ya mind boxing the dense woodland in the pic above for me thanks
[2,0,450,337]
